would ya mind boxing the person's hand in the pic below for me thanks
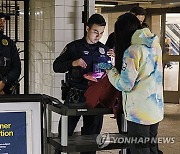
[106,69,110,74]
[107,49,115,57]
[83,74,98,82]
[0,81,5,91]
[0,90,5,95]
[72,58,87,68]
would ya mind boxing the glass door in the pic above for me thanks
[149,12,180,103]
[163,13,180,103]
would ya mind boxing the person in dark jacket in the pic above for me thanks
[106,6,146,50]
[0,12,21,94]
[53,13,112,154]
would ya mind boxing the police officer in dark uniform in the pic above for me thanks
[0,12,21,94]
[53,14,112,154]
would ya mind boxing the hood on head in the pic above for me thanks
[131,28,159,47]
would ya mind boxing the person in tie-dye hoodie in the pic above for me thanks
[107,13,164,154]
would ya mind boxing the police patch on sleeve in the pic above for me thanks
[99,47,105,54]
[60,46,67,56]
[2,39,8,46]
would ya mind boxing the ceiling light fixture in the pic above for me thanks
[95,1,118,7]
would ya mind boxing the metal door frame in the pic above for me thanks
[146,8,180,103]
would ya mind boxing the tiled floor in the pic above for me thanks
[97,103,180,154]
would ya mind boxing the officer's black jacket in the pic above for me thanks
[53,37,109,89]
[0,32,21,89]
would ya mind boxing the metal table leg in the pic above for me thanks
[121,114,127,154]
[61,115,68,154]
[47,107,52,154]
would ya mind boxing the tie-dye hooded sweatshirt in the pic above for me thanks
[108,28,164,125]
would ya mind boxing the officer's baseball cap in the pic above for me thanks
[0,12,9,20]
[0,12,6,18]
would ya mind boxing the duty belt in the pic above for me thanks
[68,87,85,104]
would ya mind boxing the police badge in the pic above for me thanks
[2,39,8,46]
[99,47,105,54]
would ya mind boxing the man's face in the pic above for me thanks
[86,24,105,44]
[136,15,145,24]
[0,17,5,31]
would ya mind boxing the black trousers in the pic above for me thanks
[116,107,124,133]
[65,115,103,136]
[127,121,159,154]
[55,114,103,154]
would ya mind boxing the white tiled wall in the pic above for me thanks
[100,12,125,44]
[29,0,55,97]
[29,0,95,133]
